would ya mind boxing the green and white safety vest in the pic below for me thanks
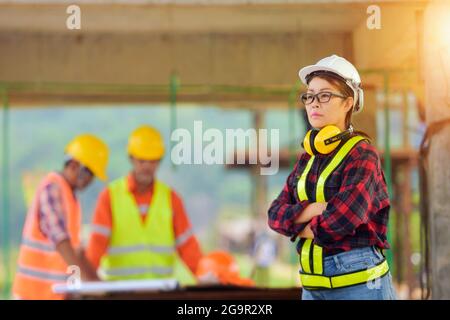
[99,177,176,280]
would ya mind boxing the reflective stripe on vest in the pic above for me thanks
[22,238,56,253]
[298,156,315,202]
[300,239,313,274]
[299,238,324,276]
[17,265,69,282]
[295,136,389,290]
[315,136,366,203]
[100,177,176,280]
[300,260,390,290]
[101,266,174,278]
[312,244,323,275]
[107,244,175,255]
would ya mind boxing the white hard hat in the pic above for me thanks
[298,54,364,113]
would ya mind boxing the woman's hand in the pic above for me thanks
[295,202,327,224]
[295,203,327,239]
[298,223,314,239]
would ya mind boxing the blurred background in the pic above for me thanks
[1,0,450,300]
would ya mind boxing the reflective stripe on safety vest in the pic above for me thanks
[295,136,390,290]
[16,265,69,282]
[108,244,175,255]
[300,239,313,274]
[99,177,176,280]
[298,155,315,202]
[22,238,56,253]
[299,238,324,276]
[312,243,323,275]
[300,260,390,290]
[316,136,366,202]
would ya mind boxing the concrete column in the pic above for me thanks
[423,0,450,299]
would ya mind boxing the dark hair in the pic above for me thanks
[305,71,371,142]
[63,158,93,176]
[64,158,75,168]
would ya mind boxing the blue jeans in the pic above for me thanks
[301,246,397,300]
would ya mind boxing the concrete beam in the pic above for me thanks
[0,31,353,87]
[0,2,368,34]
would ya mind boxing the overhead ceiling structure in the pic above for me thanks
[0,0,427,108]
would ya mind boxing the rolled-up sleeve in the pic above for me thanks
[310,145,379,247]
[38,183,70,245]
[268,158,310,238]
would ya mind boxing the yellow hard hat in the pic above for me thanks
[65,134,109,181]
[127,125,165,161]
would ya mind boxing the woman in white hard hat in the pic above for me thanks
[268,54,396,300]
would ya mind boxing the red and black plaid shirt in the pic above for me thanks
[268,137,391,256]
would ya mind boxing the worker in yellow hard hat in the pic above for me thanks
[12,134,109,300]
[86,125,203,281]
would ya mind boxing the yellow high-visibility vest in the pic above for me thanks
[99,177,176,280]
[297,136,389,290]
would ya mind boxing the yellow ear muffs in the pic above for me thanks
[302,125,352,156]
[302,129,318,156]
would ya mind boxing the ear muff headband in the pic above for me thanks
[323,130,351,145]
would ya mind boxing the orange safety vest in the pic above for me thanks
[12,172,81,300]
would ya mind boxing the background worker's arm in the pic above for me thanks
[38,182,99,281]
[56,240,99,281]
[172,190,203,276]
[86,188,112,272]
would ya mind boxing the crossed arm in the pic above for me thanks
[294,202,327,239]
[267,158,328,240]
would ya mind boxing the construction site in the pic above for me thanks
[0,0,450,300]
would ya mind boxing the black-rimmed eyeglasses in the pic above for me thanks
[300,92,348,105]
